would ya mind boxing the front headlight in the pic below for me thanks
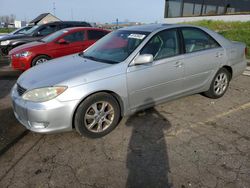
[14,51,31,58]
[0,40,10,45]
[22,86,67,102]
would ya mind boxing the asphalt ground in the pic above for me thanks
[0,58,249,187]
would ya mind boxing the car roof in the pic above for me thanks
[63,27,109,32]
[33,21,91,27]
[120,23,201,33]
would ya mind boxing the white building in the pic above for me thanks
[14,20,27,28]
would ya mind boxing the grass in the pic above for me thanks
[183,20,250,59]
[0,28,15,34]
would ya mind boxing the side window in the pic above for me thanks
[182,28,220,53]
[88,30,107,40]
[38,25,57,36]
[63,31,85,43]
[141,29,180,60]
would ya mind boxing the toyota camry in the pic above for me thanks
[11,24,247,138]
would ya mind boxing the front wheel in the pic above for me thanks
[31,55,50,67]
[204,68,230,99]
[74,92,121,138]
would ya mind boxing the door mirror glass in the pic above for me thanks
[134,54,153,65]
[34,31,41,37]
[58,38,69,44]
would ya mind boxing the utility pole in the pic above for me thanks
[71,9,74,20]
[53,2,56,16]
[116,18,119,28]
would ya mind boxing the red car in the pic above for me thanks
[9,27,110,71]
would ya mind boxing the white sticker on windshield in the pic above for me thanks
[128,34,146,40]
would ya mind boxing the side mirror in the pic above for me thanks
[133,54,153,65]
[58,38,69,44]
[35,31,42,37]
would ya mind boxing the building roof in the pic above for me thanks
[29,13,60,25]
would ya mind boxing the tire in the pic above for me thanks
[204,68,231,99]
[74,92,121,138]
[31,55,50,67]
[0,46,10,56]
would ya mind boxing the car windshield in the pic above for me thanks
[41,29,68,43]
[82,30,150,64]
[25,25,40,34]
[10,26,32,35]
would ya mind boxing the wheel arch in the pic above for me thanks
[222,65,233,80]
[72,90,124,129]
[31,54,52,67]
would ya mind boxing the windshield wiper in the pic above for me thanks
[78,51,84,57]
[83,55,119,64]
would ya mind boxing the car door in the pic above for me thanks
[35,24,58,38]
[180,27,225,92]
[126,29,185,110]
[52,31,86,58]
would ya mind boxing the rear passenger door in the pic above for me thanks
[180,27,224,92]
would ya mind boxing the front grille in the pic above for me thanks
[17,84,27,96]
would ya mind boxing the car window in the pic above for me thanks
[63,31,84,43]
[88,30,108,40]
[38,25,57,36]
[141,29,180,60]
[13,26,32,35]
[182,28,220,53]
[83,30,149,64]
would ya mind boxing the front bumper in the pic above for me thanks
[11,84,80,133]
[10,55,33,71]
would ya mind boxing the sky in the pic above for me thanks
[0,0,165,23]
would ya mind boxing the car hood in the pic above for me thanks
[10,41,46,54]
[0,34,10,39]
[17,54,115,89]
[0,33,27,41]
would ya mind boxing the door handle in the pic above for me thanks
[174,61,183,68]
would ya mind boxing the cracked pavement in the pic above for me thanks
[0,73,249,188]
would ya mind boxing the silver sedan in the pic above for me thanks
[11,24,247,137]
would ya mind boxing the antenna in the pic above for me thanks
[53,2,56,16]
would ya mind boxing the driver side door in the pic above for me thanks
[126,29,185,110]
[51,31,86,58]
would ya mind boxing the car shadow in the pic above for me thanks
[126,99,172,188]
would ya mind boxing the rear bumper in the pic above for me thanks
[231,59,247,79]
[11,84,80,134]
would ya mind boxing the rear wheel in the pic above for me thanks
[31,55,50,67]
[74,92,121,138]
[204,68,230,99]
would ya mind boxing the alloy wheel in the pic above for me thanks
[214,72,228,95]
[84,101,114,133]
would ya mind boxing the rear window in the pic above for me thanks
[181,28,220,53]
[88,30,108,40]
